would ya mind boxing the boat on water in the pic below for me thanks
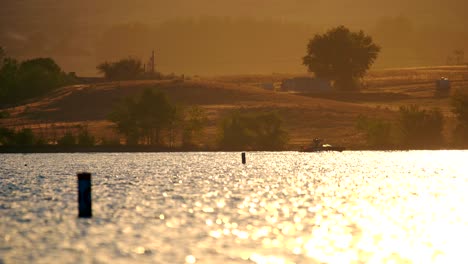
[300,138,345,152]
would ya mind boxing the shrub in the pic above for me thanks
[218,110,288,150]
[14,128,35,146]
[182,106,208,147]
[451,91,468,146]
[0,127,16,145]
[58,132,76,146]
[77,127,95,146]
[100,137,121,146]
[97,58,144,80]
[397,105,444,148]
[356,115,393,147]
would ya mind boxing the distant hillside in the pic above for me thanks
[1,66,467,149]
[0,79,380,149]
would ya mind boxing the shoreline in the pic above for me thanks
[0,145,466,153]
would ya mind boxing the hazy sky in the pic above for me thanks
[1,0,467,75]
[2,0,467,28]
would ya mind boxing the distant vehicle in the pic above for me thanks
[300,138,345,152]
[436,77,451,90]
[435,77,451,97]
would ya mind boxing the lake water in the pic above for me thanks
[1,151,468,264]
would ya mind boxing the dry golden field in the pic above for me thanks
[1,66,467,149]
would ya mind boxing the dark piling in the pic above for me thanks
[77,172,92,218]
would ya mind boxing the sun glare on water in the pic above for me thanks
[1,151,468,263]
[196,151,468,263]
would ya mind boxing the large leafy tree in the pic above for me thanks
[303,26,380,90]
[18,58,65,97]
[0,55,71,104]
[109,89,177,145]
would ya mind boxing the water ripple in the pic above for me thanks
[1,151,468,263]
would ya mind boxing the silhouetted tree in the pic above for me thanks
[0,56,72,105]
[182,106,208,147]
[0,127,36,146]
[303,26,380,90]
[0,127,16,145]
[14,128,35,146]
[108,97,140,145]
[109,89,177,145]
[77,126,96,146]
[218,110,288,150]
[57,131,76,146]
[0,58,20,102]
[397,105,444,148]
[356,115,393,147]
[0,111,10,119]
[0,46,5,65]
[452,90,468,124]
[97,58,144,80]
[135,89,176,145]
[451,90,468,146]
[18,58,66,97]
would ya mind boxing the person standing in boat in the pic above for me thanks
[313,138,322,148]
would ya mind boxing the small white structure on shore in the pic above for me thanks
[260,83,275,90]
[281,77,331,93]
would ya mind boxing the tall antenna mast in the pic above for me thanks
[151,50,155,74]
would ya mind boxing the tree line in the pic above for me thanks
[1,88,290,150]
[2,87,467,149]
[357,91,468,148]
[0,124,96,147]
[108,88,288,150]
[0,47,76,105]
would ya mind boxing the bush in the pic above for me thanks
[0,127,36,146]
[100,137,121,146]
[397,105,444,148]
[97,58,145,80]
[182,106,208,147]
[218,110,288,150]
[451,91,468,146]
[57,132,76,146]
[452,124,468,146]
[0,111,10,118]
[0,127,16,145]
[14,128,35,146]
[356,115,393,147]
[77,127,95,146]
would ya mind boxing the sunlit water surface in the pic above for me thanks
[1,151,468,263]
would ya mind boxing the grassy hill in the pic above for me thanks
[1,66,467,150]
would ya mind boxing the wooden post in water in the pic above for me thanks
[77,172,92,218]
[242,152,246,164]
